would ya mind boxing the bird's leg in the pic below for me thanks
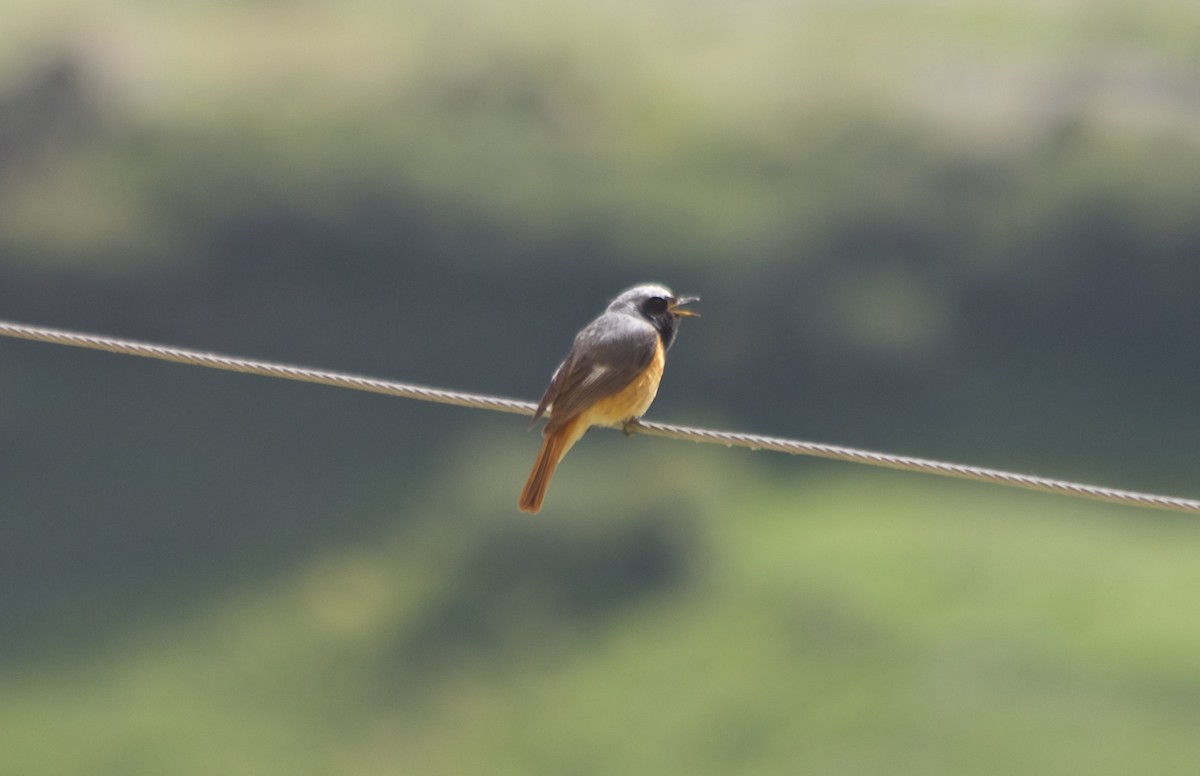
[621,417,642,436]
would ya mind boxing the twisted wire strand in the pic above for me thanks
[1,319,1197,515]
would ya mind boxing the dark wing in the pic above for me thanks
[532,312,658,434]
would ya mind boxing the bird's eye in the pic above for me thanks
[643,296,669,314]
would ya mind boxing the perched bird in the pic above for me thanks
[519,283,698,513]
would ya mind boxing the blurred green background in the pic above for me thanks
[2,0,1199,773]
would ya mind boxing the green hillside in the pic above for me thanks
[1,0,1199,773]
[4,445,1200,774]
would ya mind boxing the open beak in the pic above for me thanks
[669,295,700,317]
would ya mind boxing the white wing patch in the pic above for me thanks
[579,364,610,389]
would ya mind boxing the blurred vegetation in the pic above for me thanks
[1,0,1199,773]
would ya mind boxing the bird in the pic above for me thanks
[518,283,698,513]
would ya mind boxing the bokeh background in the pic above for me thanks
[2,0,1199,773]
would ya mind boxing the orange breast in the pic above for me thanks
[582,337,666,427]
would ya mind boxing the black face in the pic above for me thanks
[637,294,694,350]
[640,295,670,317]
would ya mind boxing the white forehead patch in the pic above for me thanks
[612,283,674,305]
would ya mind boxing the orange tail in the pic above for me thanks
[518,418,584,514]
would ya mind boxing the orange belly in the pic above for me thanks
[581,338,666,428]
[551,338,666,462]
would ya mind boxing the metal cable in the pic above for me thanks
[1,318,1197,515]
